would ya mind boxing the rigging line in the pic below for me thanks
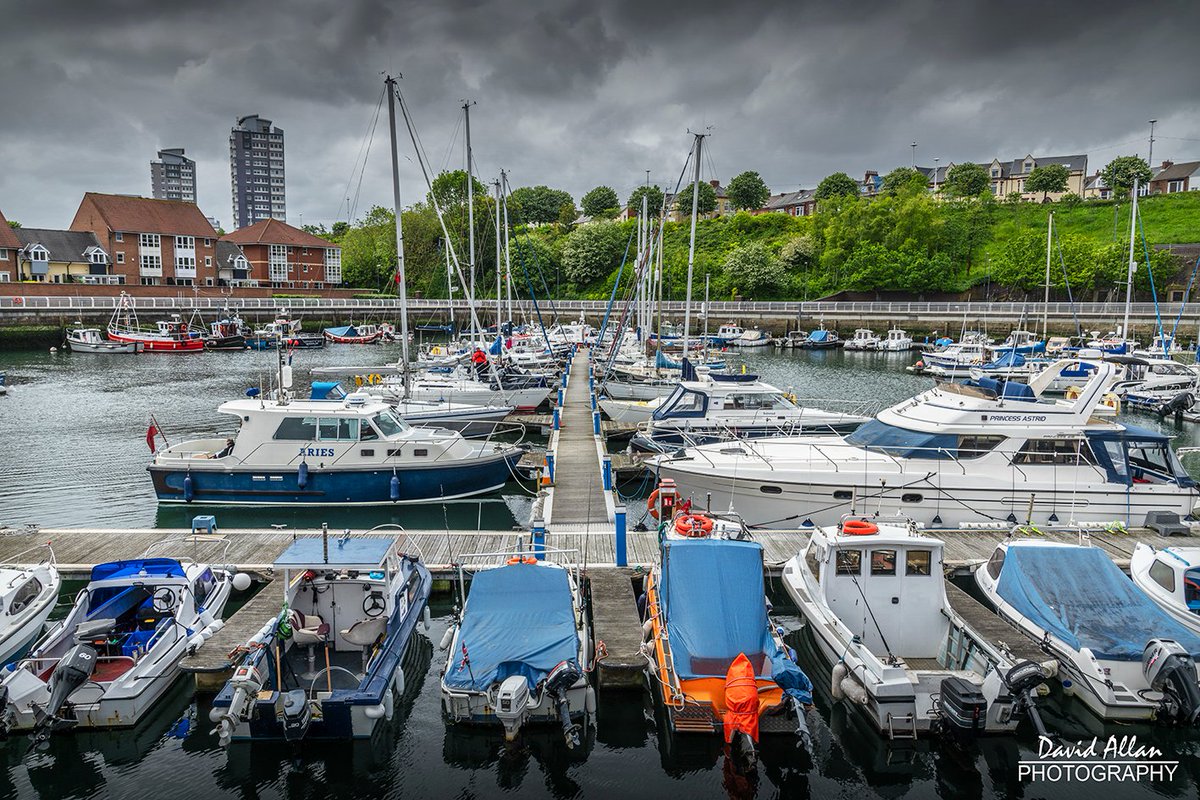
[439,115,463,174]
[339,84,386,223]
[348,99,385,225]
[1054,224,1082,338]
[1136,206,1165,342]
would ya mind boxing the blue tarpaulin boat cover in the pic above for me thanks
[807,330,829,343]
[983,350,1025,369]
[91,558,185,582]
[662,539,810,704]
[996,545,1200,661]
[443,563,579,691]
[324,325,359,337]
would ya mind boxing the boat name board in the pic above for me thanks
[981,414,1048,423]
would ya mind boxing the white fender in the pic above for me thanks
[840,675,869,705]
[830,662,847,700]
[439,627,455,651]
[585,685,597,714]
[423,605,432,632]
[364,703,386,719]
[641,619,654,641]
[384,688,395,720]
[393,664,405,697]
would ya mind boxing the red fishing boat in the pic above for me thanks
[323,324,383,344]
[106,292,204,352]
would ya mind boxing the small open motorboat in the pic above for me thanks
[211,530,431,743]
[782,518,1051,739]
[730,327,773,348]
[799,326,840,349]
[1130,543,1200,635]
[65,325,144,354]
[0,548,238,747]
[105,292,203,352]
[0,544,61,667]
[975,539,1200,724]
[324,324,384,344]
[440,551,594,748]
[642,536,814,771]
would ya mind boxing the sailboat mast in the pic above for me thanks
[463,101,477,341]
[1121,178,1140,341]
[445,240,454,333]
[494,178,503,337]
[1043,211,1052,341]
[681,132,705,357]
[501,171,514,326]
[703,272,710,345]
[385,75,411,382]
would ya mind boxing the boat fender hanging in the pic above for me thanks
[297,461,309,489]
[390,473,400,502]
[842,519,878,536]
[384,687,395,720]
[393,664,405,697]
[641,617,655,641]
[438,627,455,651]
[830,662,847,700]
[183,473,194,503]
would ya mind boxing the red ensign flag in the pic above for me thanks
[146,424,158,453]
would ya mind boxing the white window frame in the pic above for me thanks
[0,249,7,261]
[324,248,342,284]
[269,244,288,282]
[139,233,160,249]
[116,252,125,264]
[174,235,195,251]
[114,232,123,242]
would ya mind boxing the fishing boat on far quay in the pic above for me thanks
[106,292,203,352]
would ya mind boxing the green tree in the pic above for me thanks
[7,219,20,229]
[881,167,928,195]
[674,181,718,216]
[815,172,859,201]
[557,200,579,229]
[302,223,331,238]
[510,185,573,225]
[1101,155,1153,197]
[1026,163,1070,202]
[331,221,350,239]
[581,186,620,218]
[428,169,488,210]
[340,205,397,289]
[626,185,665,216]
[726,171,770,211]
[561,221,627,286]
[779,234,818,270]
[723,242,785,296]
[943,162,989,197]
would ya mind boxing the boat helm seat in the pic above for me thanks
[341,617,389,671]
[290,610,330,676]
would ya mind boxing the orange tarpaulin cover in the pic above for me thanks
[722,652,759,743]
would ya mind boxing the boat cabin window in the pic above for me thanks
[957,435,1005,458]
[986,548,1006,580]
[317,417,360,442]
[192,567,217,608]
[905,550,932,576]
[273,416,318,441]
[835,550,862,576]
[1149,559,1176,593]
[724,392,787,410]
[804,545,822,583]
[657,387,706,418]
[843,419,956,459]
[1013,438,1096,466]
[9,577,42,614]
[1128,442,1180,482]
[370,409,410,437]
[870,550,897,576]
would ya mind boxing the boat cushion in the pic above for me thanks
[996,545,1200,661]
[443,562,579,691]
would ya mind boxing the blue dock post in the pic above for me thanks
[589,375,594,392]
[593,410,601,436]
[591,392,597,411]
[546,452,556,483]
[552,407,560,430]
[557,387,565,406]
[602,455,613,491]
[614,506,627,567]
[531,518,546,560]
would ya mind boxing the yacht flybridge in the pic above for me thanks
[651,359,1199,529]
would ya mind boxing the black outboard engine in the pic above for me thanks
[280,688,313,742]
[1143,639,1200,724]
[938,676,987,738]
[31,643,98,748]
[1003,660,1049,737]
[544,660,583,749]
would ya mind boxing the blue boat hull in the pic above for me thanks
[148,451,522,505]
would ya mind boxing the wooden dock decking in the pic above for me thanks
[943,581,1047,664]
[544,350,610,527]
[180,579,282,691]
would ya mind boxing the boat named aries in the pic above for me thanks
[148,385,524,505]
[211,532,431,744]
[651,359,1199,529]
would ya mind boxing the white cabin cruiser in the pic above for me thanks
[844,329,880,351]
[782,519,1050,738]
[914,341,989,372]
[65,326,143,354]
[0,553,236,746]
[879,328,913,352]
[441,554,594,748]
[1111,356,1200,411]
[0,545,60,667]
[975,539,1200,724]
[731,327,772,348]
[650,359,1199,529]
[1130,544,1200,635]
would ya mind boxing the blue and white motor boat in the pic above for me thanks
[975,539,1200,724]
[0,545,60,666]
[211,532,431,743]
[0,551,236,746]
[440,553,594,748]
[1130,543,1200,636]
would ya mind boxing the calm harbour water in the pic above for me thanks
[1,341,1199,798]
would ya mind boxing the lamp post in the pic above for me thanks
[1148,119,1158,170]
[911,141,917,168]
[933,157,940,192]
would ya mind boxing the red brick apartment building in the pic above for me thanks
[221,218,342,289]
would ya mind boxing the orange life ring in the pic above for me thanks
[647,489,661,520]
[842,519,879,536]
[506,556,538,564]
[674,514,714,537]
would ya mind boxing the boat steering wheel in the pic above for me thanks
[363,592,387,617]
[151,587,177,612]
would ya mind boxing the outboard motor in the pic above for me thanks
[213,663,265,747]
[280,688,312,742]
[938,676,987,738]
[1143,639,1200,724]
[1003,660,1050,737]
[31,643,98,748]
[544,660,583,748]
[493,675,531,742]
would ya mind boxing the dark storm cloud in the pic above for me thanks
[0,0,1197,228]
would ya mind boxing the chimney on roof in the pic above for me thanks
[709,179,720,188]
[865,171,878,180]
[1161,160,1174,170]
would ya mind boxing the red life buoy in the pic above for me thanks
[674,514,714,537]
[647,489,661,520]
[506,556,538,565]
[842,519,879,536]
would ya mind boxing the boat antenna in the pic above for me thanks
[385,74,412,391]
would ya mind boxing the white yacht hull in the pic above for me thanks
[0,595,57,666]
[600,381,676,401]
[598,398,659,424]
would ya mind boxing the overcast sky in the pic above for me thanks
[1,0,1198,230]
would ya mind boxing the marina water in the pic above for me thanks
[1,342,1199,798]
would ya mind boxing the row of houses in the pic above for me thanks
[0,193,341,287]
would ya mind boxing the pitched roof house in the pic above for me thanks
[13,228,110,283]
[1149,160,1200,195]
[222,218,342,287]
[984,154,1088,200]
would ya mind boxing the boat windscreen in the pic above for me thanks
[843,419,957,459]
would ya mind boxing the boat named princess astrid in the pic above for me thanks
[148,388,523,505]
[651,358,1199,529]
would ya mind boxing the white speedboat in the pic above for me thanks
[629,373,868,453]
[844,329,880,351]
[211,532,431,743]
[913,341,989,373]
[65,326,143,354]
[879,327,913,352]
[1130,543,1200,635]
[1111,356,1200,411]
[1133,334,1185,359]
[0,552,237,746]
[714,323,745,345]
[730,327,772,348]
[650,359,1199,529]
[782,519,1050,738]
[441,554,594,748]
[0,545,60,666]
[975,538,1200,724]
